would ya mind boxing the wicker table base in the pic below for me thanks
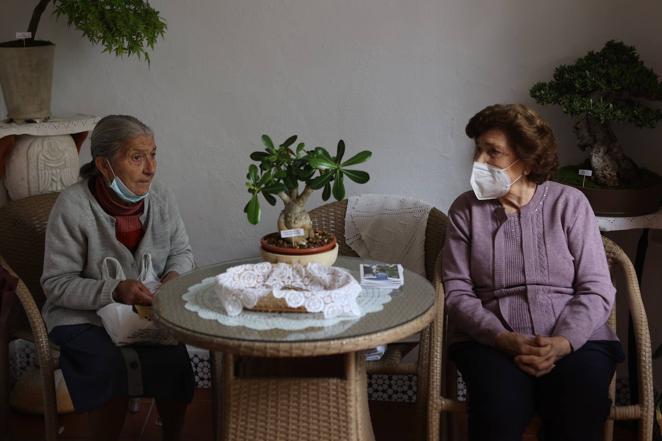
[221,352,373,441]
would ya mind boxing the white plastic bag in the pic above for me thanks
[96,255,177,346]
[138,253,161,294]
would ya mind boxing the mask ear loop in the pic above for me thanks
[504,160,524,188]
[502,159,520,171]
[104,158,118,182]
[509,173,524,186]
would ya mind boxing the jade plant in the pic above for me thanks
[4,0,166,61]
[530,40,662,187]
[245,134,372,246]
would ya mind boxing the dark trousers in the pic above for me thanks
[50,324,195,412]
[450,340,624,441]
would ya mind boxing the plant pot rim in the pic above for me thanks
[260,232,337,256]
[568,181,662,193]
[0,40,54,48]
[571,181,662,217]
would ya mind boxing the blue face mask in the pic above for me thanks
[104,159,149,204]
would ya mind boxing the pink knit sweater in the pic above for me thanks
[442,181,617,351]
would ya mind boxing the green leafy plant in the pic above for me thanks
[530,40,662,187]
[9,0,166,62]
[245,134,372,245]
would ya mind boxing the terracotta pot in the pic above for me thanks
[260,232,338,266]
[573,182,662,217]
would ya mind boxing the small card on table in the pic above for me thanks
[359,263,404,288]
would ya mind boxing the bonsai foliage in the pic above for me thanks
[245,134,372,243]
[530,40,662,187]
[24,0,166,61]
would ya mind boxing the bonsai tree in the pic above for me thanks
[5,0,166,61]
[245,134,372,246]
[530,40,662,187]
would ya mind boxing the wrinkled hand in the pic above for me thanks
[514,335,572,377]
[160,271,179,284]
[113,279,154,306]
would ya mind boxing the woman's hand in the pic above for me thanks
[514,335,572,377]
[113,279,154,306]
[160,271,179,284]
[494,331,551,358]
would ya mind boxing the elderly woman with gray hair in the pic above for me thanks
[41,115,195,441]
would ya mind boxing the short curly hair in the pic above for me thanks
[465,104,559,184]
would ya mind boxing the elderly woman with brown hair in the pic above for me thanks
[443,104,624,441]
[41,115,195,441]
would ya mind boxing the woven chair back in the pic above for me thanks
[308,198,449,284]
[0,192,60,312]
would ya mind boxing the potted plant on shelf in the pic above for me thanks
[245,134,372,265]
[530,40,662,216]
[0,0,166,122]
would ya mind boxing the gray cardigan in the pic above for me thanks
[41,179,194,332]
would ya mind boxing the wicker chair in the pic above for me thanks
[425,236,654,441]
[308,197,448,436]
[0,192,61,441]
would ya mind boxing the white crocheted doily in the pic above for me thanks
[182,276,394,332]
[214,262,362,318]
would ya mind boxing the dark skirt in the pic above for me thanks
[50,324,195,413]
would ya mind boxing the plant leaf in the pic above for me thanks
[281,134,298,148]
[250,151,269,161]
[335,139,345,163]
[285,174,298,189]
[257,170,272,187]
[308,154,337,170]
[247,164,259,183]
[322,182,331,201]
[261,134,275,152]
[295,143,306,158]
[263,183,288,194]
[308,171,334,189]
[246,193,261,225]
[341,150,372,167]
[332,170,345,200]
[343,169,370,184]
[262,192,277,206]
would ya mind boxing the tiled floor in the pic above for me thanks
[9,389,639,441]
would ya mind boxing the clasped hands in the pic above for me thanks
[112,271,179,305]
[494,332,571,377]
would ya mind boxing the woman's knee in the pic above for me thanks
[468,399,534,441]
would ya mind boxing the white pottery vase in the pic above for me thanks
[4,134,79,200]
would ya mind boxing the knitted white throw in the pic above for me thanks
[345,194,432,276]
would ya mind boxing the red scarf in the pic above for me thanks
[91,176,145,252]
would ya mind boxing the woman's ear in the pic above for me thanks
[95,157,112,183]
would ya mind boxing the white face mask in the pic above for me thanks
[470,160,522,200]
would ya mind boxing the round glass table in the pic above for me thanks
[152,256,436,441]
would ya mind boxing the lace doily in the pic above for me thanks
[214,262,362,318]
[183,276,394,332]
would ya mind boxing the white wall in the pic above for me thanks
[2,0,662,383]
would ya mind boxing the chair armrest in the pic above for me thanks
[0,256,57,371]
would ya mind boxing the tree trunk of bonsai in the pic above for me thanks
[573,116,639,187]
[28,0,52,39]
[277,201,313,246]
